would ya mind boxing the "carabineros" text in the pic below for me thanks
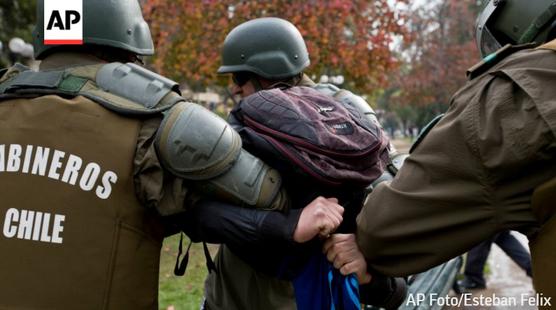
[0,144,118,199]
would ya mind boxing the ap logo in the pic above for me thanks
[44,0,83,45]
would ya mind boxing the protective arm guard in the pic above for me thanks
[155,101,287,210]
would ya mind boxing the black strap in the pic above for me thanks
[409,113,444,154]
[203,242,217,274]
[519,1,556,44]
[174,232,192,276]
[0,70,65,95]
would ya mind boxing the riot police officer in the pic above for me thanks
[0,2,343,309]
[324,0,556,306]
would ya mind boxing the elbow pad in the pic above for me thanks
[155,101,287,210]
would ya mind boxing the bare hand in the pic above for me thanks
[323,234,372,284]
[293,197,344,243]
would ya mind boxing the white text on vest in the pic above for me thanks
[3,208,65,244]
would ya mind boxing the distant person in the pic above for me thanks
[459,231,532,290]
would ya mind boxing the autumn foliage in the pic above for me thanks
[142,0,486,132]
[394,0,480,116]
[143,0,408,94]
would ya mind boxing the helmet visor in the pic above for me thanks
[476,0,504,58]
[479,26,503,58]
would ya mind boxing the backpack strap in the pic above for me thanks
[0,62,182,115]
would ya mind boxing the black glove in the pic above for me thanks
[360,274,408,309]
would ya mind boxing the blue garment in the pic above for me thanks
[293,253,360,310]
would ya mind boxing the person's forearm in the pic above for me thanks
[180,199,302,249]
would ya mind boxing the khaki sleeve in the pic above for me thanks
[357,73,546,276]
[133,116,196,216]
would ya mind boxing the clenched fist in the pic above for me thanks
[293,197,344,243]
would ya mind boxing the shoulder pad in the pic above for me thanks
[93,62,181,112]
[334,89,380,131]
[156,101,242,180]
[155,101,286,210]
[313,83,375,115]
[466,43,537,80]
[333,89,376,116]
[312,83,340,97]
[313,84,380,130]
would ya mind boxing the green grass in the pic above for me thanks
[158,234,219,310]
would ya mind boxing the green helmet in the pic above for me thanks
[218,17,310,79]
[476,0,556,58]
[33,0,154,60]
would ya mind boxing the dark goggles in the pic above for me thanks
[232,72,251,87]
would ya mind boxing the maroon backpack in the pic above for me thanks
[234,86,389,186]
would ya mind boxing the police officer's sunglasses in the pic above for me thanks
[232,72,251,87]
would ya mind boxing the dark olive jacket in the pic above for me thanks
[356,41,556,297]
[0,53,189,310]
